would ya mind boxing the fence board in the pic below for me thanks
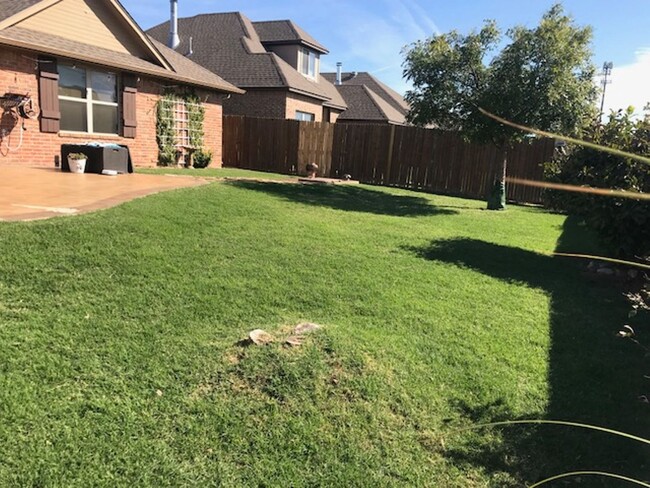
[223,115,555,204]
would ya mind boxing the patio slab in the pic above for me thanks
[0,166,210,221]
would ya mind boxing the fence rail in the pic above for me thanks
[223,115,555,204]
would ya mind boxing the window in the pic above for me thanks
[298,47,318,79]
[295,110,315,122]
[58,65,118,134]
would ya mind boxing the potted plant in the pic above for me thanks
[67,152,87,174]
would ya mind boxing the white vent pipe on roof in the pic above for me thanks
[336,62,342,85]
[168,0,180,50]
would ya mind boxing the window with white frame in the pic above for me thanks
[298,47,318,80]
[295,110,315,122]
[58,64,119,134]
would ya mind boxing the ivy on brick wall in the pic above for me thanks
[186,94,205,150]
[156,92,209,167]
[156,93,176,166]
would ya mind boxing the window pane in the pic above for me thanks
[93,104,118,134]
[301,48,309,75]
[91,71,117,102]
[60,99,87,131]
[295,111,314,121]
[59,65,86,99]
[309,52,316,77]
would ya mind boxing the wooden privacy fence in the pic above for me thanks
[223,115,555,204]
[222,116,334,176]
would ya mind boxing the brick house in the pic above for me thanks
[321,71,409,125]
[0,0,242,168]
[146,13,347,123]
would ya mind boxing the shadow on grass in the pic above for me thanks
[405,216,649,486]
[227,180,458,217]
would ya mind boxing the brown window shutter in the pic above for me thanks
[122,74,137,138]
[38,57,59,133]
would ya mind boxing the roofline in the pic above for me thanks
[285,19,329,54]
[0,0,60,30]
[322,101,346,110]
[259,39,328,54]
[0,0,174,71]
[287,87,329,102]
[362,85,405,125]
[265,53,330,101]
[0,38,244,94]
[109,0,173,71]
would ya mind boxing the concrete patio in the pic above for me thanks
[0,166,210,221]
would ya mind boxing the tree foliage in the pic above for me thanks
[544,108,650,258]
[403,4,598,146]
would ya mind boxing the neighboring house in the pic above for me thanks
[321,71,410,125]
[0,0,242,168]
[146,13,347,123]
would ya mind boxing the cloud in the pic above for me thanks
[324,0,437,94]
[601,48,650,118]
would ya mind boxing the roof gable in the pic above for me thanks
[0,0,47,24]
[253,20,328,54]
[0,0,172,70]
[335,85,406,125]
[322,71,409,115]
[146,12,343,107]
[0,0,242,93]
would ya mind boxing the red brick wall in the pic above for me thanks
[285,92,323,122]
[0,46,224,168]
[223,89,287,119]
[223,89,327,123]
[328,109,342,123]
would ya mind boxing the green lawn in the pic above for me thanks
[136,166,294,180]
[0,181,647,487]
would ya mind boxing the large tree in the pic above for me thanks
[403,4,598,209]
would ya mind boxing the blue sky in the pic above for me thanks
[124,0,649,116]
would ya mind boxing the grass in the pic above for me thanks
[136,166,294,180]
[0,181,647,487]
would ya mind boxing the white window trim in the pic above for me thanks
[58,66,120,135]
[298,47,319,81]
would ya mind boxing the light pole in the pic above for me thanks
[599,61,613,123]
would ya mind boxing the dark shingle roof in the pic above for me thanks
[0,0,42,23]
[334,85,406,125]
[317,76,347,110]
[0,4,242,94]
[253,20,328,54]
[322,71,409,115]
[146,12,345,109]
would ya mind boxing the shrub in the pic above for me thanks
[157,147,176,167]
[544,108,650,258]
[193,149,212,169]
[67,152,87,160]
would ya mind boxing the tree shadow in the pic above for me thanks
[404,216,649,486]
[227,180,458,217]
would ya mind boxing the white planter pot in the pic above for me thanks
[68,158,87,174]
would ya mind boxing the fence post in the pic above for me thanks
[384,124,396,185]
